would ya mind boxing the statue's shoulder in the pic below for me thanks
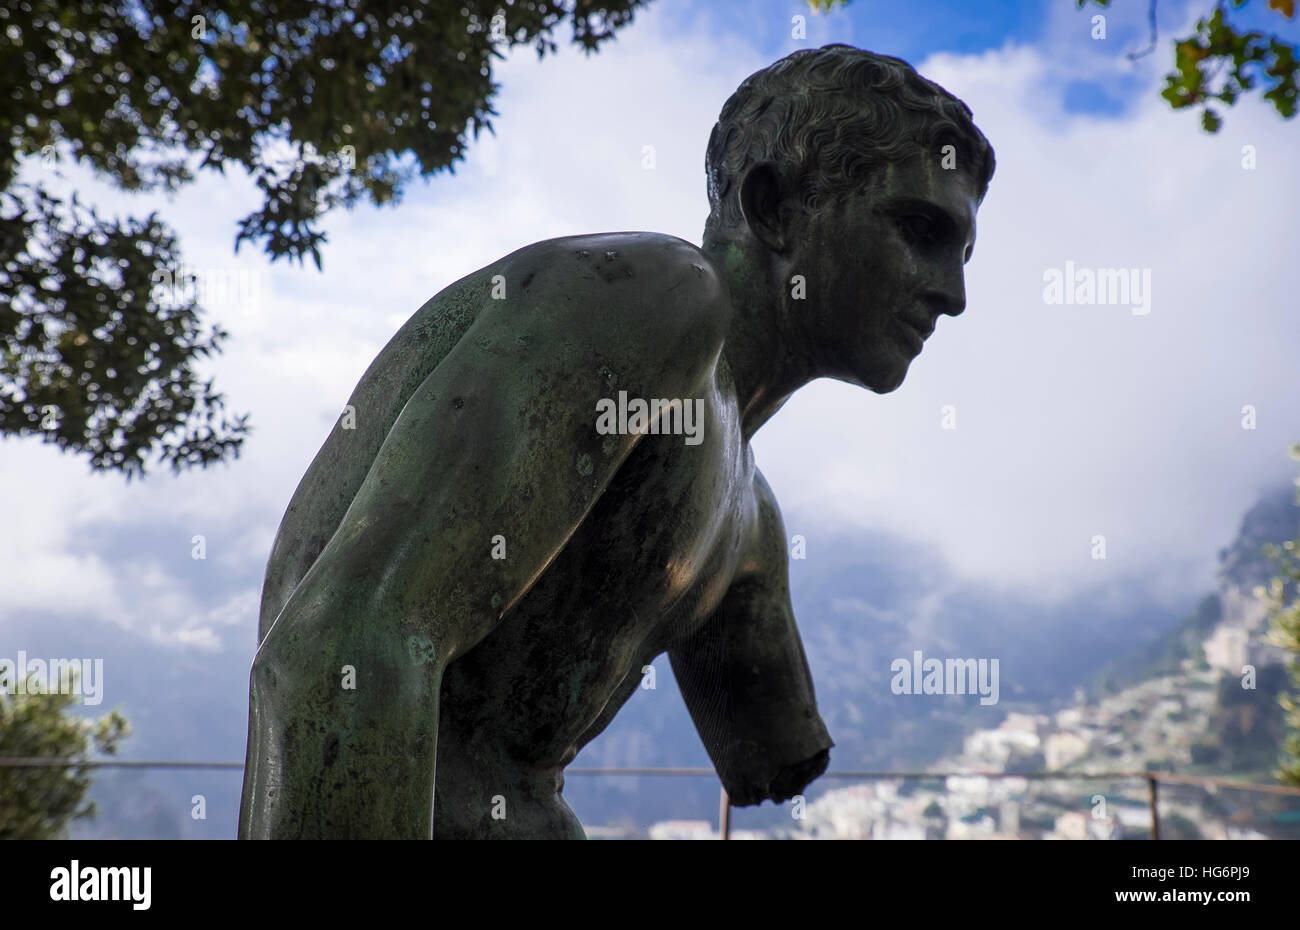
[502,230,718,277]
[494,231,730,336]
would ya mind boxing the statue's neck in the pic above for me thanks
[706,238,817,442]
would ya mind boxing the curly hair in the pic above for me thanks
[704,44,995,248]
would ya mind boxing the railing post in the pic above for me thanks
[1147,775,1159,841]
[719,787,731,840]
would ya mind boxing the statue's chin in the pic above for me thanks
[851,363,908,395]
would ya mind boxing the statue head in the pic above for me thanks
[704,45,996,394]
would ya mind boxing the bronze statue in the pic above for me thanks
[239,44,995,838]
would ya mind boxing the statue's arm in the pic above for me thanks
[669,470,832,806]
[240,236,728,838]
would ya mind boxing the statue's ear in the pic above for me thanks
[739,161,787,253]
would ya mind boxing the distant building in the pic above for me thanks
[1055,707,1084,730]
[1204,584,1287,672]
[1001,712,1050,735]
[1048,811,1089,840]
[649,820,715,840]
[1204,624,1250,673]
[948,813,997,839]
[1045,732,1090,770]
[963,725,1041,769]
[1000,801,1021,836]
[872,820,926,840]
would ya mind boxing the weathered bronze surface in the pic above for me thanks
[239,44,995,839]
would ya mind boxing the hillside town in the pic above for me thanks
[634,573,1296,840]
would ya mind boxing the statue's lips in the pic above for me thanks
[893,314,933,354]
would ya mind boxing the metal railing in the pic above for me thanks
[4,758,1300,839]
[561,765,1300,839]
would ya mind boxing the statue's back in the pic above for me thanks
[257,262,494,644]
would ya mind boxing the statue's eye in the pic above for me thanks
[899,213,938,245]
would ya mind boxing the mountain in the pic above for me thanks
[1089,484,1300,698]
[778,484,1300,841]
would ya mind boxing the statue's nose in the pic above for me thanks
[922,283,965,318]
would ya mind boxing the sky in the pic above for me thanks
[4,0,1300,660]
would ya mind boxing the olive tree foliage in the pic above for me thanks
[1077,0,1298,132]
[1,1,647,476]
[0,674,129,840]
